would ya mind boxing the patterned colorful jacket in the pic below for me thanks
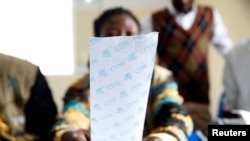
[52,65,193,141]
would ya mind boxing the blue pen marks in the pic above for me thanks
[124,72,132,80]
[90,76,95,82]
[132,35,144,40]
[116,107,124,113]
[123,115,134,123]
[120,91,128,98]
[96,87,104,95]
[89,58,98,66]
[106,81,120,90]
[110,61,124,71]
[93,104,101,110]
[99,69,108,78]
[135,64,147,74]
[103,98,116,106]
[91,117,98,123]
[100,113,113,120]
[126,99,138,109]
[102,49,112,57]
[128,53,137,61]
[89,37,102,47]
[130,82,142,92]
[114,40,129,51]
[140,43,154,54]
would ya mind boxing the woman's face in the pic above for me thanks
[100,14,140,37]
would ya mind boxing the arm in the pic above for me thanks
[146,82,193,141]
[144,66,193,141]
[25,68,58,141]
[211,8,233,56]
[51,75,90,141]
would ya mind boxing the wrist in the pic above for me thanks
[148,133,178,141]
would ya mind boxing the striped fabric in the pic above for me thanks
[144,77,193,141]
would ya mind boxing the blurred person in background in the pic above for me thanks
[223,37,250,113]
[140,0,233,133]
[0,53,57,141]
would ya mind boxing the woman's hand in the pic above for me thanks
[61,129,90,141]
[143,136,163,141]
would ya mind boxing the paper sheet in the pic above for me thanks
[89,32,159,141]
[232,109,250,124]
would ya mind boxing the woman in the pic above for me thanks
[51,7,193,141]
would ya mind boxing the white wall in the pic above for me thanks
[0,0,75,75]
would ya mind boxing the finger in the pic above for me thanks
[76,129,92,141]
[81,129,91,141]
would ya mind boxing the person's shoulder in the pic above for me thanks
[69,73,89,91]
[0,53,37,66]
[226,37,250,60]
[197,4,214,12]
[152,65,173,87]
[0,53,38,83]
[234,38,250,53]
[238,37,250,48]
[0,53,32,64]
[152,7,170,16]
[154,65,172,76]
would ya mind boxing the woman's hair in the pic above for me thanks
[94,7,141,37]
